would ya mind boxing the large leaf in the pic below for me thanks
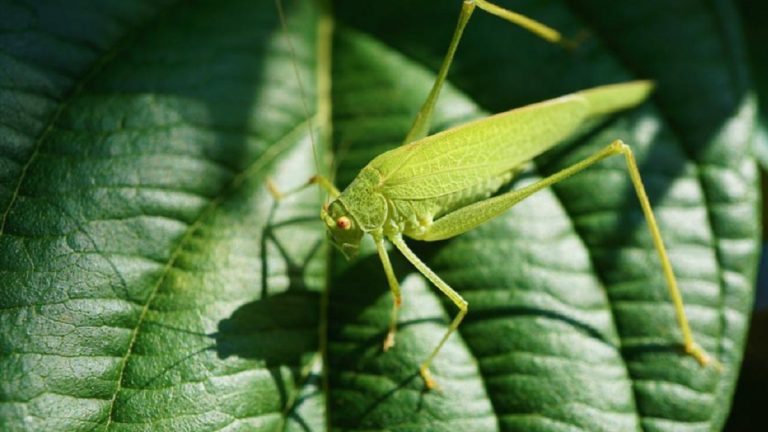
[724,2,768,430]
[0,0,759,431]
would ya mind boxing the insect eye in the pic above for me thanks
[336,216,351,230]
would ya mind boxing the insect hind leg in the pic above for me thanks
[418,140,718,370]
[612,141,718,369]
[404,0,571,145]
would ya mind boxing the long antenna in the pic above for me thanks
[274,0,321,178]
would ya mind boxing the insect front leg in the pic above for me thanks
[389,234,468,390]
[266,174,340,201]
[373,234,402,351]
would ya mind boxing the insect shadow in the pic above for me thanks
[214,201,323,416]
[326,246,438,419]
[85,202,325,432]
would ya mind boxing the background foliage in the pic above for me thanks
[0,0,760,431]
[723,1,768,430]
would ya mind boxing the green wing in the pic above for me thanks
[370,81,653,200]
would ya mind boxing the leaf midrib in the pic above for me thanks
[100,116,313,428]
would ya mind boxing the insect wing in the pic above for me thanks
[372,95,591,200]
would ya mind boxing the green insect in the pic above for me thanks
[272,0,717,389]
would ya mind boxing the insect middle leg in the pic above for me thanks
[373,235,402,351]
[389,234,468,389]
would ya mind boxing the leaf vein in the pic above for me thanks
[101,117,313,429]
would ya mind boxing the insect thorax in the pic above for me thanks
[391,169,518,239]
[337,167,388,232]
[338,165,519,239]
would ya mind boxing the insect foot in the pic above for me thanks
[687,343,725,372]
[265,178,283,201]
[420,365,437,390]
[382,330,395,352]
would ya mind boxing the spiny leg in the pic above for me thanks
[390,234,468,389]
[616,141,717,369]
[374,235,402,351]
[404,0,569,144]
[419,140,716,368]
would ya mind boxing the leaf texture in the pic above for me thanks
[0,0,759,431]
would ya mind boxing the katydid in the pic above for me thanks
[272,0,717,389]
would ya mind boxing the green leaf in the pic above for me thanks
[0,1,759,431]
[1,1,324,430]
